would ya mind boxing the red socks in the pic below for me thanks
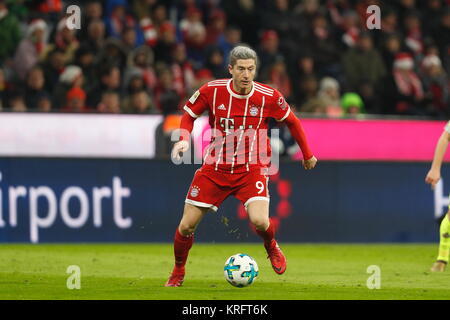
[255,222,275,246]
[173,228,194,273]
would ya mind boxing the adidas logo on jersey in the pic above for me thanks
[217,104,226,111]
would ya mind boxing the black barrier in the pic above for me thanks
[0,158,442,243]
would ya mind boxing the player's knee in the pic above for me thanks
[178,221,196,235]
[250,217,269,231]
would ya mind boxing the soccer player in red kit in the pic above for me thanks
[165,46,317,287]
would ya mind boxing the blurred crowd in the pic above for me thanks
[0,0,449,118]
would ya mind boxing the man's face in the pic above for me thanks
[104,68,120,89]
[228,59,256,92]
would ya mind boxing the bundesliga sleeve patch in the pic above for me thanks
[189,90,200,104]
[278,96,287,110]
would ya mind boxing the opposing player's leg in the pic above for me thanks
[165,203,209,287]
[246,200,287,275]
[431,211,450,272]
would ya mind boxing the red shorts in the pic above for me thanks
[185,165,270,212]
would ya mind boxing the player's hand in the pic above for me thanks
[171,140,190,161]
[425,168,441,189]
[302,156,317,170]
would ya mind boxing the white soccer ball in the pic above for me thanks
[224,253,259,288]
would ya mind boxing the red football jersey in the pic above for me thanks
[183,78,291,173]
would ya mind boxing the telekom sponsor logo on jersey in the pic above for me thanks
[171,127,281,175]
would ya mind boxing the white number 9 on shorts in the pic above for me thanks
[255,181,265,194]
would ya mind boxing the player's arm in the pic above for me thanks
[171,88,208,161]
[282,110,317,170]
[271,90,317,170]
[425,128,450,189]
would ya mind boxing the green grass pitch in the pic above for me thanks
[1,243,449,300]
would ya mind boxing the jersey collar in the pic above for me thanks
[227,79,255,99]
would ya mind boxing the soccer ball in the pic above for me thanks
[224,253,259,288]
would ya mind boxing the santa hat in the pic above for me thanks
[27,19,47,36]
[394,52,414,70]
[59,66,82,84]
[422,54,442,68]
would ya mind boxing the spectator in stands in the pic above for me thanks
[24,66,48,110]
[73,46,97,93]
[96,38,128,74]
[61,87,88,113]
[79,0,103,42]
[305,13,341,78]
[83,19,106,53]
[298,75,326,114]
[194,68,214,89]
[217,25,242,65]
[257,30,283,78]
[381,33,403,71]
[372,7,399,48]
[430,8,450,62]
[329,7,362,50]
[205,9,226,46]
[222,0,259,47]
[98,90,121,114]
[131,0,158,21]
[153,67,180,115]
[262,0,299,54]
[402,10,424,59]
[358,79,382,115]
[121,26,140,54]
[171,43,196,99]
[138,2,168,48]
[154,21,177,65]
[124,89,154,114]
[383,52,424,115]
[41,48,65,95]
[265,56,293,102]
[0,0,21,65]
[294,0,322,43]
[317,76,342,117]
[181,7,207,68]
[0,68,5,110]
[204,46,228,80]
[87,64,122,109]
[8,90,27,112]
[104,0,144,45]
[13,19,48,81]
[43,17,79,65]
[342,32,386,93]
[36,92,52,112]
[34,0,63,25]
[53,65,83,110]
[125,45,157,94]
[422,0,444,35]
[124,71,146,95]
[289,51,317,97]
[420,54,449,118]
[341,92,365,115]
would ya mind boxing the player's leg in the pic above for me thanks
[166,166,230,286]
[246,199,287,275]
[165,203,209,287]
[431,211,450,272]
